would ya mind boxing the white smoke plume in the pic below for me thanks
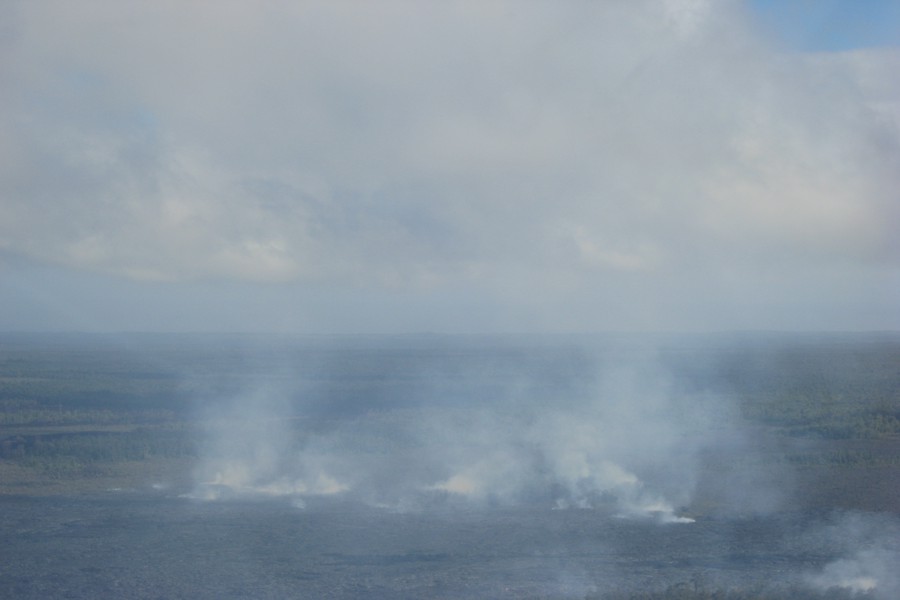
[189,387,349,503]
[188,344,751,523]
[805,513,900,600]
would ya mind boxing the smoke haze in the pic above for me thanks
[181,334,900,597]
[189,339,770,522]
[805,512,900,600]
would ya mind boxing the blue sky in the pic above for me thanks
[750,0,900,51]
[0,0,898,333]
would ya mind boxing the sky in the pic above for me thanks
[0,0,898,333]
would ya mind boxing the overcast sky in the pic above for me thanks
[1,0,898,333]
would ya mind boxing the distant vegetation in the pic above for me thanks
[1,333,898,498]
[598,581,875,600]
[654,334,900,440]
[0,398,176,427]
[743,393,900,440]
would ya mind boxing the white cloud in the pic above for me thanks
[1,0,897,330]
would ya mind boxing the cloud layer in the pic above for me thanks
[1,0,898,331]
